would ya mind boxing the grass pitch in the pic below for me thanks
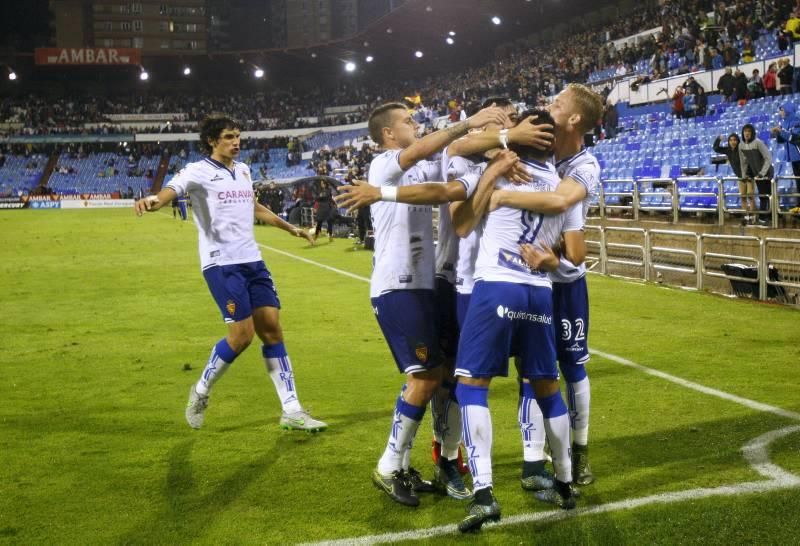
[0,209,798,544]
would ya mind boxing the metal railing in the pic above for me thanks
[584,225,798,306]
[597,174,800,228]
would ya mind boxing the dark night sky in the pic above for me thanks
[0,1,52,51]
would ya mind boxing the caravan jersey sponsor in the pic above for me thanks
[166,157,261,270]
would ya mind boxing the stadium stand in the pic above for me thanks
[0,153,47,196]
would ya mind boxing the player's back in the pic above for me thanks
[474,160,565,287]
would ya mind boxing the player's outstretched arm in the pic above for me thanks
[447,116,554,158]
[254,202,315,244]
[134,188,177,216]
[397,105,508,170]
[334,179,467,213]
[451,149,518,237]
[490,177,588,214]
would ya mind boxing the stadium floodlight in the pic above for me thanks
[139,70,149,81]
[365,55,374,63]
[449,30,456,36]
[8,71,17,81]
[254,68,265,78]
[183,66,191,76]
[491,16,501,25]
[414,50,423,58]
[446,37,454,45]
[345,61,356,72]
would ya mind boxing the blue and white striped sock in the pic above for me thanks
[456,382,493,492]
[263,342,302,413]
[538,390,573,483]
[196,338,238,395]
[567,377,591,446]
[378,392,425,474]
[518,381,546,462]
[432,380,462,460]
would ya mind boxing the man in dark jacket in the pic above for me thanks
[733,69,749,102]
[717,67,736,101]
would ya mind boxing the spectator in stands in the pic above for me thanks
[740,37,756,63]
[713,132,743,181]
[739,123,773,225]
[772,102,800,196]
[723,41,741,66]
[784,10,800,41]
[717,67,736,101]
[710,48,725,70]
[734,69,749,103]
[748,69,765,99]
[696,88,708,117]
[672,87,685,118]
[778,58,794,94]
[603,100,618,139]
[764,63,779,97]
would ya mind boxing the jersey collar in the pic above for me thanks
[555,148,587,168]
[204,156,236,179]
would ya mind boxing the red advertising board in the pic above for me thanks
[34,48,141,66]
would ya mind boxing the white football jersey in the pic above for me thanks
[436,151,487,284]
[474,159,583,287]
[368,149,442,298]
[456,231,479,295]
[166,157,261,270]
[550,149,600,283]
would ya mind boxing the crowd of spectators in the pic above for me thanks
[3,0,800,138]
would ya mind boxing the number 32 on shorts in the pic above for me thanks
[560,318,586,342]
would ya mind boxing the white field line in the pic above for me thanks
[257,243,371,283]
[254,243,800,545]
[589,349,800,422]
[157,230,797,544]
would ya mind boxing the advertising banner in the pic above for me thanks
[35,48,141,66]
[0,197,25,210]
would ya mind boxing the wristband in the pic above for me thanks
[499,129,509,149]
[380,186,398,202]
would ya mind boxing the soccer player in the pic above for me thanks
[335,101,552,499]
[134,114,327,433]
[490,84,605,486]
[430,97,543,498]
[360,101,507,507]
[453,109,584,532]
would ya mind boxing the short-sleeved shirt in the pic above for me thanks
[474,160,583,288]
[434,152,486,284]
[550,149,601,284]
[367,149,479,298]
[166,157,261,270]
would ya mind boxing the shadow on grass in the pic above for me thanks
[117,436,286,544]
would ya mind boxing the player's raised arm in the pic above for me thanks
[397,105,507,170]
[134,187,177,216]
[254,201,314,244]
[451,149,518,238]
[448,115,555,159]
